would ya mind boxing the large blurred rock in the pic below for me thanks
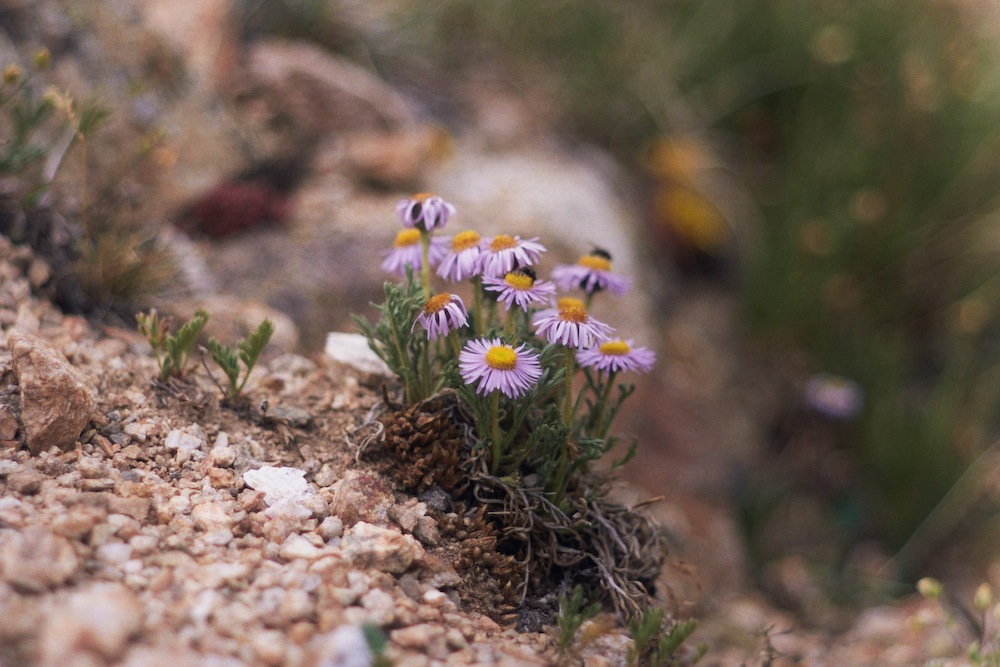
[8,332,95,455]
[39,583,143,664]
[0,526,80,592]
[243,38,416,137]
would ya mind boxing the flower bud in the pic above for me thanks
[916,577,942,600]
[974,583,993,611]
[33,48,50,70]
[3,64,21,85]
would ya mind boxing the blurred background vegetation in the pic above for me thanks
[235,0,1000,582]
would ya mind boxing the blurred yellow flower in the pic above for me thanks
[653,186,730,252]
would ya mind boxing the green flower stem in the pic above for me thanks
[472,276,484,335]
[419,231,433,300]
[486,295,498,331]
[503,308,517,338]
[386,304,417,402]
[563,346,576,426]
[592,370,618,439]
[447,330,463,361]
[419,338,431,400]
[552,438,572,506]
[489,390,503,474]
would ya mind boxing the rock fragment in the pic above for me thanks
[0,526,79,592]
[341,522,423,574]
[9,333,95,454]
[244,465,317,521]
[279,533,323,561]
[330,470,394,527]
[324,333,392,385]
[191,501,233,533]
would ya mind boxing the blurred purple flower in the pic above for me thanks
[577,339,655,374]
[804,374,864,420]
[437,230,484,282]
[478,234,546,277]
[482,267,556,312]
[381,228,447,277]
[533,297,613,348]
[414,293,469,340]
[551,248,631,296]
[397,193,455,232]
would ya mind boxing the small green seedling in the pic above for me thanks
[555,585,603,665]
[206,319,275,400]
[137,308,208,381]
[361,623,393,667]
[627,607,705,667]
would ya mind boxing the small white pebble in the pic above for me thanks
[168,494,191,514]
[318,515,344,541]
[279,533,323,561]
[96,542,133,565]
[129,534,159,555]
[423,589,447,607]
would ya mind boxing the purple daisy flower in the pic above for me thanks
[551,248,631,296]
[413,293,469,340]
[397,193,455,232]
[459,338,542,399]
[437,230,485,283]
[577,338,656,374]
[482,267,557,312]
[533,297,613,348]
[381,228,447,277]
[478,234,546,277]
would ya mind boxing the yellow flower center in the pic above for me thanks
[578,254,612,272]
[490,234,518,251]
[599,340,631,356]
[557,297,585,311]
[484,345,517,371]
[452,230,481,252]
[394,228,422,247]
[412,192,433,201]
[424,293,452,314]
[504,272,535,290]
[559,304,589,323]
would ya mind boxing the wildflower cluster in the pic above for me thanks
[361,194,655,498]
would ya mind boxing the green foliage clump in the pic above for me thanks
[137,309,208,381]
[207,319,275,401]
[354,270,432,404]
[138,309,274,403]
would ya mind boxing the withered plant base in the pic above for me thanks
[355,390,668,623]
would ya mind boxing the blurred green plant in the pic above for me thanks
[0,47,178,318]
[341,0,1000,576]
[918,577,1000,666]
[206,319,275,401]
